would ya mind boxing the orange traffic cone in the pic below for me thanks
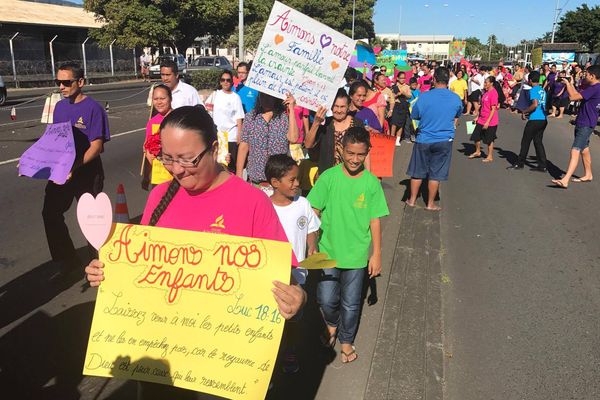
[115,183,130,223]
[10,107,16,121]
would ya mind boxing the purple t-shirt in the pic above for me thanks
[575,83,600,128]
[53,96,110,146]
[552,81,567,98]
[351,107,382,132]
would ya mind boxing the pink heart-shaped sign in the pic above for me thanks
[77,192,113,250]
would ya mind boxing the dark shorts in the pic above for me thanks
[572,126,594,151]
[468,89,481,103]
[391,100,409,127]
[552,96,569,108]
[407,140,453,181]
[471,123,498,145]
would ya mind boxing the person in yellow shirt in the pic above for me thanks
[450,70,468,111]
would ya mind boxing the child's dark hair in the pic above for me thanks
[149,105,217,226]
[409,77,418,85]
[265,154,297,184]
[341,126,371,148]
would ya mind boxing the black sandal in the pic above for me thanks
[320,330,337,348]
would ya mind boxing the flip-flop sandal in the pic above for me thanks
[572,178,593,183]
[425,206,442,211]
[340,345,358,363]
[482,159,493,163]
[468,153,481,159]
[551,180,568,189]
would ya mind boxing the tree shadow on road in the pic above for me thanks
[0,246,92,330]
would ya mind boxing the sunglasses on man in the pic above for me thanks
[55,79,79,86]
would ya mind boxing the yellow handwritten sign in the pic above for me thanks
[217,130,229,166]
[299,252,337,270]
[83,223,291,400]
[150,123,173,185]
[150,159,173,185]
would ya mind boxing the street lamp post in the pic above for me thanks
[239,0,245,62]
[82,36,90,79]
[49,35,58,78]
[351,0,356,40]
[109,39,116,76]
[9,32,19,87]
[551,0,561,43]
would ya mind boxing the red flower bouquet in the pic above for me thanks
[144,134,161,156]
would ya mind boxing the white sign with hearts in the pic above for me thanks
[76,192,113,250]
[246,1,355,111]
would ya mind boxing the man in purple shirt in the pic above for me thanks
[552,65,600,188]
[43,62,110,272]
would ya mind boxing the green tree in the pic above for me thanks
[462,36,485,59]
[84,0,239,52]
[555,3,600,51]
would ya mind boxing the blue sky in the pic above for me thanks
[374,0,600,45]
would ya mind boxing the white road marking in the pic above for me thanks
[0,157,20,166]
[0,118,41,128]
[0,127,145,166]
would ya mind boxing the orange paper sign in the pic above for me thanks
[369,133,396,177]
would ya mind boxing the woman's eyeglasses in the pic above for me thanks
[220,78,232,82]
[157,147,211,168]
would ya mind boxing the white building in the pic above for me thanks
[376,34,454,60]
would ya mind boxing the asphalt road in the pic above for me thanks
[443,111,600,400]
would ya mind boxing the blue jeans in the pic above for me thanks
[317,267,366,344]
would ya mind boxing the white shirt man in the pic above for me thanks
[171,80,203,109]
[160,61,204,109]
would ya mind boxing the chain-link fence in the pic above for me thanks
[0,30,137,87]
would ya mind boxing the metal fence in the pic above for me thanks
[0,32,137,87]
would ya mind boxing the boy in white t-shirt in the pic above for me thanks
[265,154,320,374]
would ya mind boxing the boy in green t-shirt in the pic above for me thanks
[307,127,389,363]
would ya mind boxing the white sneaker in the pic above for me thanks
[395,136,402,147]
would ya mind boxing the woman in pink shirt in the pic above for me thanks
[468,76,499,163]
[144,85,173,160]
[142,84,173,188]
[88,104,304,302]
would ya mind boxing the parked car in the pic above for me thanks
[148,54,187,79]
[0,76,6,106]
[187,56,233,73]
